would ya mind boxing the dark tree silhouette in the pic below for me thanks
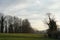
[13,16,20,33]
[8,24,13,33]
[22,19,34,33]
[8,16,14,33]
[0,16,5,33]
[18,19,22,33]
[46,13,57,38]
[4,21,8,33]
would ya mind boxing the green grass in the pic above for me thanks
[0,33,58,40]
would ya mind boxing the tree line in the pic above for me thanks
[0,13,34,33]
[0,13,60,39]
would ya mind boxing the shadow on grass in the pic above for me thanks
[0,36,58,40]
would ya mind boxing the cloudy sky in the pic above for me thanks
[0,0,60,31]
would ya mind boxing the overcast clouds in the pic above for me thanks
[0,0,60,30]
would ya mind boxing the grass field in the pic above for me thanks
[0,33,58,40]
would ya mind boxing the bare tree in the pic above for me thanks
[13,16,20,33]
[4,20,8,33]
[0,16,5,33]
[8,16,14,33]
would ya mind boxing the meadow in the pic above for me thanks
[0,33,58,40]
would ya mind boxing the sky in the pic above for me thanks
[0,0,60,31]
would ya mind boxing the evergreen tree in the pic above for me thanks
[22,19,34,33]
